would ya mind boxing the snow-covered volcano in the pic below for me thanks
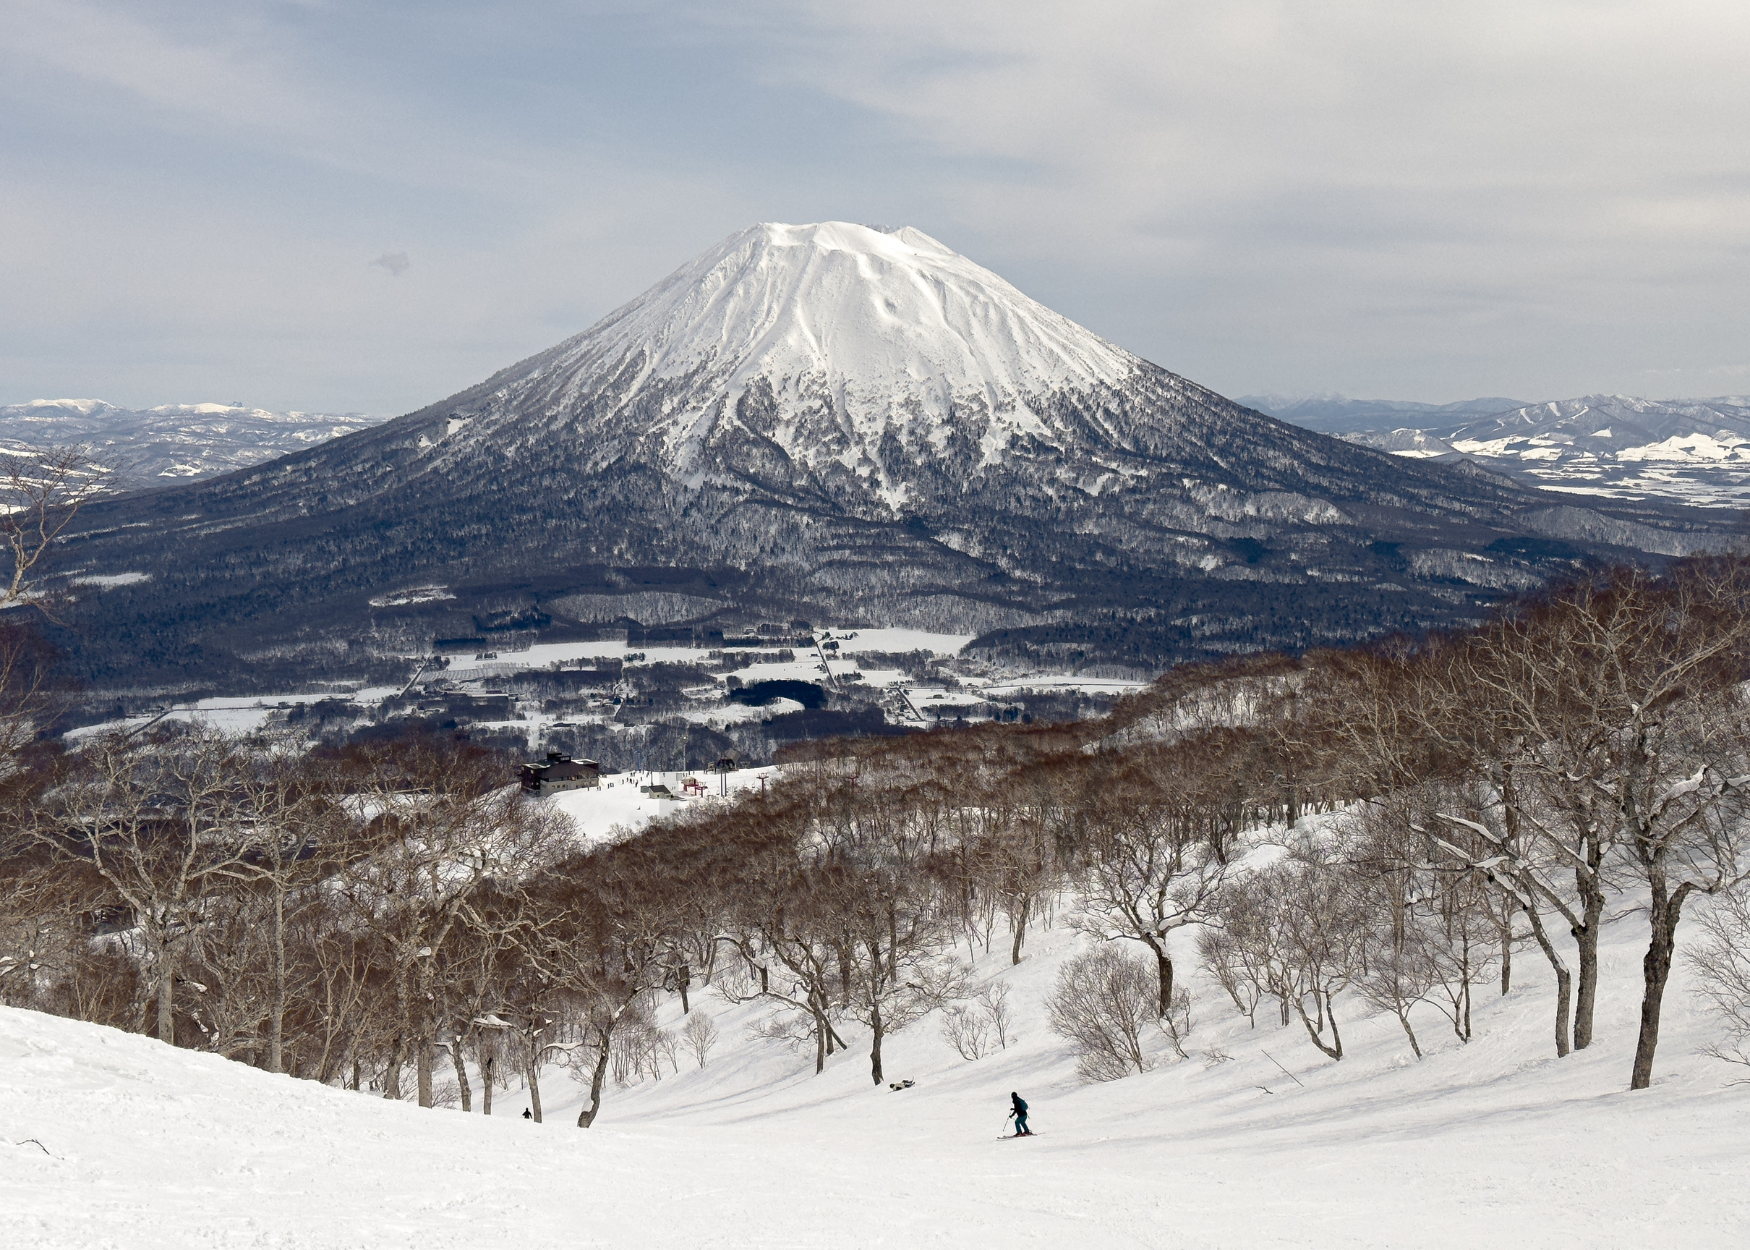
[422,221,1145,511]
[547,223,1131,475]
[54,223,1730,685]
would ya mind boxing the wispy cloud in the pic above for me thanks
[2,0,1747,410]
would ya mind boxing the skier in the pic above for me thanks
[1008,1091,1032,1137]
[522,1108,533,1120]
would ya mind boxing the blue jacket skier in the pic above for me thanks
[1009,1092,1032,1136]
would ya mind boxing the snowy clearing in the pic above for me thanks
[542,767,779,844]
[818,627,972,656]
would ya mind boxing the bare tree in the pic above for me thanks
[838,875,966,1085]
[1271,848,1365,1061]
[31,727,260,1044]
[1047,944,1158,1081]
[210,740,341,1073]
[326,737,564,1106]
[1200,886,1292,1029]
[682,1010,718,1068]
[0,444,112,613]
[1070,754,1229,1018]
[1687,886,1750,1071]
[1457,561,1750,1065]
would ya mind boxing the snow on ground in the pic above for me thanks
[4,847,1747,1248]
[733,657,835,683]
[819,627,971,656]
[542,767,780,844]
[907,684,990,710]
[981,676,1150,697]
[63,688,406,741]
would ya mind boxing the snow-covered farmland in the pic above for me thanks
[3,871,1745,1249]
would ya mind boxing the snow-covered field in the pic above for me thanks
[821,628,973,656]
[64,689,406,741]
[542,767,780,844]
[4,864,1745,1249]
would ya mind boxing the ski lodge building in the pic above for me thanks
[520,751,602,794]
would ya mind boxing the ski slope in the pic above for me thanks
[3,882,1746,1248]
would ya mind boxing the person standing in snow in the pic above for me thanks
[1008,1092,1032,1136]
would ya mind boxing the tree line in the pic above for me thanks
[4,556,1750,1127]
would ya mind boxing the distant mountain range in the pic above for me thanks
[1236,395,1535,437]
[1244,393,1750,507]
[46,224,1733,689]
[0,399,382,489]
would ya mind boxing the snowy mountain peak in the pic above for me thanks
[602,220,1137,394]
[461,222,1141,487]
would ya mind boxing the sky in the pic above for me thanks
[3,0,1748,416]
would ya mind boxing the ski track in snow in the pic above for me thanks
[3,863,1747,1247]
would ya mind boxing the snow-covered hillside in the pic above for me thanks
[5,864,1746,1249]
[0,398,380,489]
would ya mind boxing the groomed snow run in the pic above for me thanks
[3,880,1747,1248]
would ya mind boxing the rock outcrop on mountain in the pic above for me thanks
[49,223,1729,687]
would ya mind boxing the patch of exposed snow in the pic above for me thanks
[69,571,150,588]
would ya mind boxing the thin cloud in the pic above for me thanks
[370,252,410,277]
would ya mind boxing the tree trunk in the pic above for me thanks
[1630,876,1691,1091]
[152,922,176,1044]
[1143,936,1174,1017]
[527,1043,543,1123]
[1572,870,1605,1049]
[576,1032,611,1128]
[269,886,287,1074]
[869,1007,885,1086]
[482,1053,494,1115]
[450,1035,472,1112]
[383,1036,404,1099]
[1010,894,1030,965]
[1395,1007,1422,1059]
[1293,990,1343,1059]
[1499,913,1512,996]
[1522,903,1572,1057]
[677,963,690,1015]
[417,1039,434,1108]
